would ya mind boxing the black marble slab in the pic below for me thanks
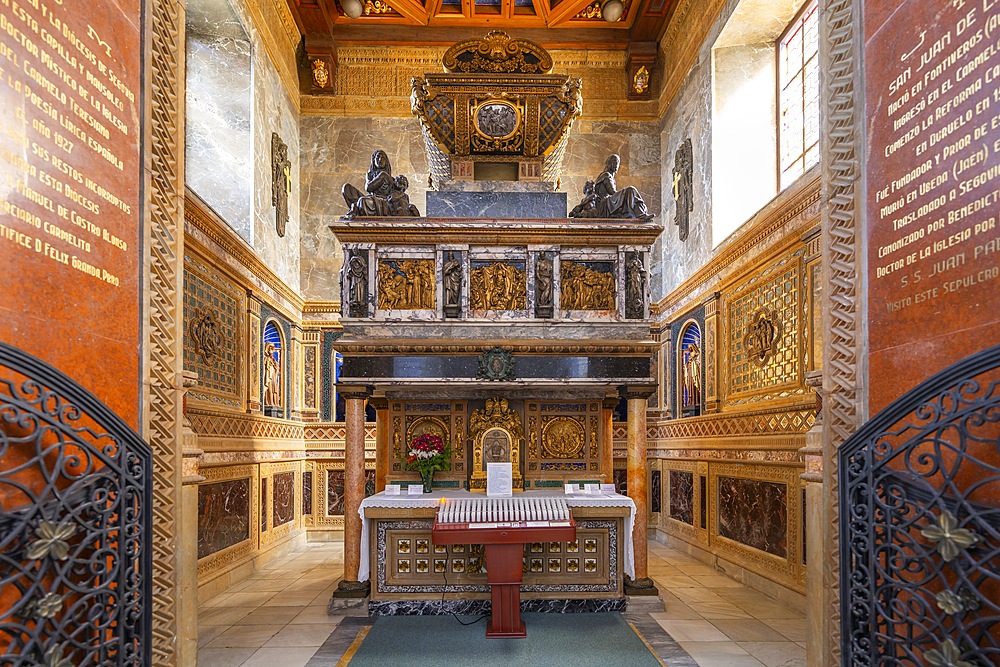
[342,355,652,381]
[369,597,626,616]
[198,478,250,559]
[426,191,568,219]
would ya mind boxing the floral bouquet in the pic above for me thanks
[405,433,452,476]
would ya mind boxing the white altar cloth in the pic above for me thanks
[357,489,636,582]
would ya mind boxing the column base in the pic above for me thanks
[334,580,371,598]
[625,576,659,596]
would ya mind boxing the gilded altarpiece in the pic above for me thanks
[524,401,602,483]
[183,253,245,410]
[469,397,524,491]
[469,260,527,314]
[389,401,468,486]
[723,248,808,407]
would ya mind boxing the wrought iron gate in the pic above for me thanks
[0,342,152,666]
[840,344,1000,665]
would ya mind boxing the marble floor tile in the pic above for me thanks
[238,606,303,625]
[653,619,731,642]
[738,641,807,667]
[688,601,752,620]
[195,647,257,667]
[732,600,803,619]
[710,619,788,642]
[268,593,325,607]
[678,642,766,667]
[204,624,284,649]
[223,590,280,608]
[763,618,807,641]
[198,606,254,628]
[671,587,728,605]
[197,625,229,647]
[240,647,320,667]
[263,623,340,647]
[290,608,344,625]
[653,574,699,588]
[692,574,747,588]
[650,602,703,620]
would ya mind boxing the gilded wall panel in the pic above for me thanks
[260,461,301,547]
[723,249,807,406]
[524,401,602,481]
[183,254,245,409]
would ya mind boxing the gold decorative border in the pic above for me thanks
[197,464,260,578]
[260,461,302,547]
[648,404,815,440]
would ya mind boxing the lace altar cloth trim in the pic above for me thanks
[358,489,636,581]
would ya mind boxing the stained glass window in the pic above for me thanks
[778,0,820,189]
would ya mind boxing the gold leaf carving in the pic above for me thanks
[470,263,526,311]
[541,417,585,459]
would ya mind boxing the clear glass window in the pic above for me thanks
[778,0,820,189]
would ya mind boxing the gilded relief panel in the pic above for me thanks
[470,261,527,311]
[524,401,601,480]
[377,259,436,310]
[183,253,245,408]
[723,249,806,406]
[560,261,615,311]
[390,402,467,481]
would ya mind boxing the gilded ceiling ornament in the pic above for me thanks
[576,1,602,18]
[310,59,329,88]
[190,308,223,363]
[364,0,393,13]
[476,347,516,381]
[743,309,783,366]
[442,31,553,74]
[633,65,649,93]
[541,417,585,459]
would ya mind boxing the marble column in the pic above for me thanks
[602,397,617,484]
[371,396,389,493]
[336,385,372,596]
[622,384,657,594]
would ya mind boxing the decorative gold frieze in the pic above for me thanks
[561,261,615,311]
[470,262,527,311]
[442,31,554,74]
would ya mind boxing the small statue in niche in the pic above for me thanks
[443,252,462,317]
[263,342,282,408]
[271,133,291,237]
[342,150,421,218]
[625,253,646,319]
[570,154,654,220]
[535,253,554,317]
[673,138,693,241]
[346,250,369,318]
[682,343,701,408]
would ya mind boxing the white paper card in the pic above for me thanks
[486,462,513,497]
[600,484,616,495]
[584,483,600,495]
[384,484,401,496]
[564,483,582,494]
[407,484,425,496]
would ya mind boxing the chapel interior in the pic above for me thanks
[1,0,998,665]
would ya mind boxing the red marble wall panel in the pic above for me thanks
[0,0,143,427]
[866,0,1000,413]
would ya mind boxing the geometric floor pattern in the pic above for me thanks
[197,539,806,667]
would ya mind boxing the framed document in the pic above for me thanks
[486,462,513,497]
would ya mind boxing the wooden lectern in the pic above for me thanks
[431,497,576,638]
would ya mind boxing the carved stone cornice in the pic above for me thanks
[184,189,305,316]
[331,339,659,354]
[331,218,664,246]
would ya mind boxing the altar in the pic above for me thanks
[359,490,636,613]
[329,31,663,613]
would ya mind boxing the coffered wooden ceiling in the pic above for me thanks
[285,0,678,48]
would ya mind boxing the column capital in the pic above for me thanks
[339,384,373,400]
[602,396,620,410]
[619,384,657,400]
[368,396,389,410]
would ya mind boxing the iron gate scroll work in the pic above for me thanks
[840,344,1000,666]
[0,342,152,666]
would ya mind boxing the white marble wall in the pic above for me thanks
[185,0,301,292]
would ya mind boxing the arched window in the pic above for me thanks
[677,321,702,417]
[262,320,283,417]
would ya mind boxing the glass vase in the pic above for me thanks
[419,467,434,493]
